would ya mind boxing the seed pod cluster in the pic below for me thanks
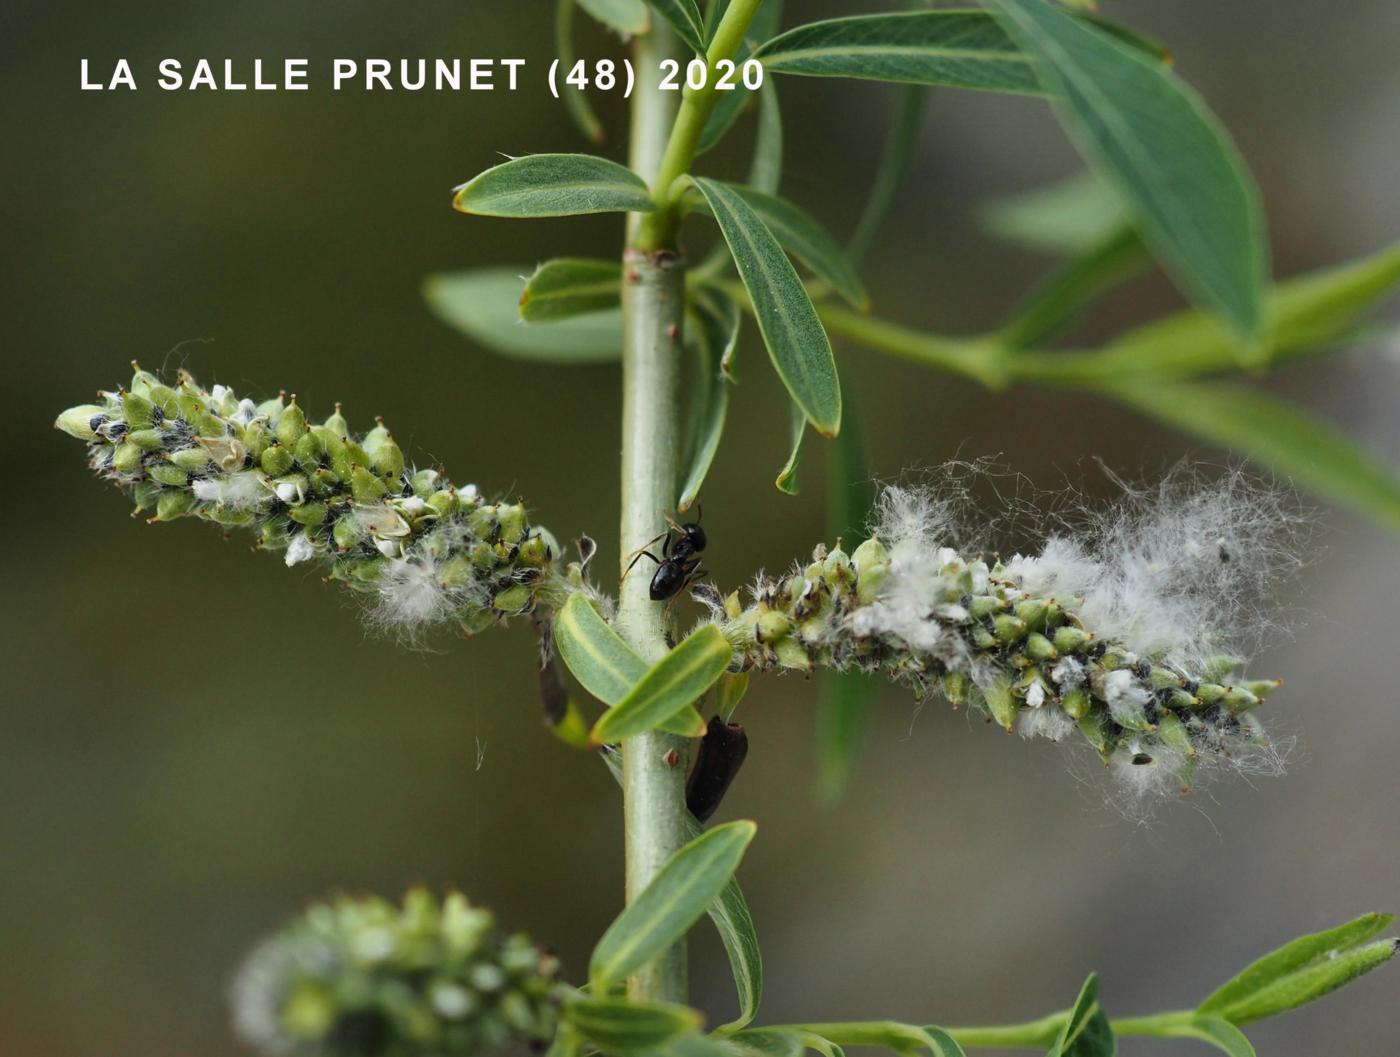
[56,366,574,636]
[713,534,1282,793]
[230,889,562,1057]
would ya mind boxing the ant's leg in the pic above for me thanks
[622,531,667,568]
[621,549,662,585]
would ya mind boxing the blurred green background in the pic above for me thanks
[3,1,1399,1054]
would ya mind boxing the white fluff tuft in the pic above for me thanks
[192,471,270,509]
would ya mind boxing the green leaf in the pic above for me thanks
[520,258,622,321]
[796,1032,846,1057]
[987,0,1267,347]
[687,177,841,435]
[646,0,707,54]
[749,79,784,195]
[775,400,805,495]
[578,0,649,35]
[756,11,1041,94]
[1175,1017,1255,1057]
[698,0,783,154]
[453,153,654,217]
[557,0,607,144]
[590,819,758,988]
[727,1029,805,1057]
[998,225,1147,347]
[424,268,621,363]
[554,593,648,705]
[782,1022,963,1056]
[681,815,762,1030]
[1107,380,1400,532]
[848,85,927,266]
[1197,913,1398,1025]
[1046,975,1112,1057]
[566,996,701,1056]
[694,187,868,310]
[1050,240,1400,380]
[716,672,750,722]
[980,171,1128,255]
[679,288,739,512]
[591,625,734,743]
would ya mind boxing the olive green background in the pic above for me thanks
[3,1,1399,1054]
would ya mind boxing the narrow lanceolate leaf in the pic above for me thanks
[848,85,927,266]
[453,154,655,217]
[987,0,1267,347]
[645,0,707,54]
[749,80,784,195]
[756,11,1041,93]
[1046,975,1112,1057]
[554,593,648,705]
[691,814,763,1030]
[688,177,841,435]
[1108,380,1400,532]
[726,1030,805,1057]
[980,170,1128,255]
[699,187,868,310]
[557,0,607,144]
[566,997,701,1056]
[1197,913,1398,1025]
[1177,1017,1255,1057]
[775,400,805,495]
[1088,240,1400,379]
[424,268,621,363]
[578,0,649,35]
[590,820,758,988]
[783,1022,961,1056]
[592,624,734,742]
[679,288,740,512]
[520,258,622,321]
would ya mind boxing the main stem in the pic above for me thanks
[619,19,690,1005]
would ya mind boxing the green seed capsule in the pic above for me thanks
[193,412,227,439]
[350,465,388,503]
[331,439,370,483]
[371,435,405,479]
[972,625,997,650]
[493,584,533,614]
[1244,679,1282,699]
[208,506,254,526]
[168,446,211,471]
[1060,684,1091,719]
[437,555,476,589]
[1164,688,1200,712]
[1014,599,1048,630]
[309,468,340,495]
[411,468,441,498]
[149,464,189,487]
[1155,711,1196,757]
[756,609,790,644]
[255,394,285,420]
[469,542,497,569]
[289,502,328,526]
[1221,687,1261,714]
[53,404,107,440]
[980,672,1017,731]
[1052,626,1090,653]
[112,441,143,474]
[321,403,348,436]
[993,614,1028,643]
[1025,632,1058,662]
[517,535,551,568]
[774,638,812,671]
[1202,654,1244,683]
[1078,710,1112,758]
[497,503,528,544]
[121,391,156,430]
[273,397,306,445]
[942,670,972,707]
[967,594,1007,619]
[293,430,325,471]
[1196,682,1227,705]
[361,421,390,457]
[241,418,273,459]
[154,489,196,521]
[822,546,852,588]
[127,428,165,451]
[260,444,294,476]
[332,516,364,551]
[129,364,160,397]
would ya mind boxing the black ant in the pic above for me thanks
[623,506,708,602]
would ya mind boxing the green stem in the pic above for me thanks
[619,20,690,1006]
[636,0,767,250]
[943,1009,1194,1048]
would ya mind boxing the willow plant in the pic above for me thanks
[55,2,1400,1056]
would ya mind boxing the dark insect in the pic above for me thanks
[686,715,749,823]
[624,505,708,602]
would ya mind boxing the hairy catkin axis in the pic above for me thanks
[55,365,588,638]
